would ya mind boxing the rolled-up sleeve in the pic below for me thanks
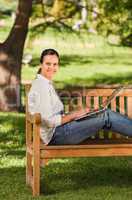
[46,113,62,127]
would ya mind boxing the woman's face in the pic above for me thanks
[41,54,59,80]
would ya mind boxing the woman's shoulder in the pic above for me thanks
[31,77,49,91]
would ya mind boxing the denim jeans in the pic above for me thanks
[49,109,132,145]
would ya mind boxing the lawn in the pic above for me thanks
[1,112,132,200]
[1,11,132,88]
[22,30,132,88]
[1,13,132,200]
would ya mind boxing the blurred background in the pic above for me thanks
[0,0,132,111]
[0,1,132,199]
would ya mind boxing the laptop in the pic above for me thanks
[75,86,124,121]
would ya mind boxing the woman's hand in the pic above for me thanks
[73,107,90,119]
[61,107,90,125]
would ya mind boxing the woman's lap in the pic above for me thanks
[49,109,132,145]
[49,111,105,145]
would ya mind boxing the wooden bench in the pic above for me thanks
[25,84,132,196]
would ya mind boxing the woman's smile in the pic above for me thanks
[41,54,59,80]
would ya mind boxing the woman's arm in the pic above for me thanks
[61,107,90,125]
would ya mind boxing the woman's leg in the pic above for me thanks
[49,111,106,145]
[49,109,132,145]
[106,109,132,136]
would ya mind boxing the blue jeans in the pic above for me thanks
[49,109,132,145]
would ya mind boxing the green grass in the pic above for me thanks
[1,112,132,200]
[1,15,132,88]
[1,15,132,200]
[22,29,132,88]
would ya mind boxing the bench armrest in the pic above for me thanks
[27,112,41,124]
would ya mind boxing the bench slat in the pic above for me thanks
[85,89,132,97]
[40,144,132,158]
[127,97,132,118]
[86,96,91,109]
[120,96,125,115]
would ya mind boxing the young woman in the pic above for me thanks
[28,49,132,145]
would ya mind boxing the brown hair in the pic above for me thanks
[37,68,41,74]
[37,48,60,74]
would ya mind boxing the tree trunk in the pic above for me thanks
[0,0,32,111]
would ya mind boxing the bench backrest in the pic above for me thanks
[25,84,132,143]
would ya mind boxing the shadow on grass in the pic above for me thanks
[0,148,25,158]
[60,54,132,68]
[28,53,132,69]
[41,157,132,195]
[0,166,31,199]
[55,71,132,89]
[28,55,92,68]
[0,113,25,146]
[1,157,132,198]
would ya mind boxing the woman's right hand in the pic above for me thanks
[72,107,90,119]
[61,107,90,125]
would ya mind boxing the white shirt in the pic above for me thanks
[28,74,64,144]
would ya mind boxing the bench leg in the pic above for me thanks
[26,120,33,187]
[32,123,40,196]
[26,151,32,186]
[32,154,40,196]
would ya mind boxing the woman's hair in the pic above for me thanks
[37,48,60,74]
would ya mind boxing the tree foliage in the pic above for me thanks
[30,0,132,46]
[97,0,132,46]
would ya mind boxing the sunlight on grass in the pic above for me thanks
[22,30,132,88]
[1,16,132,200]
[0,153,25,168]
[1,112,132,199]
[0,112,25,148]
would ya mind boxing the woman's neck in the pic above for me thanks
[40,73,52,81]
